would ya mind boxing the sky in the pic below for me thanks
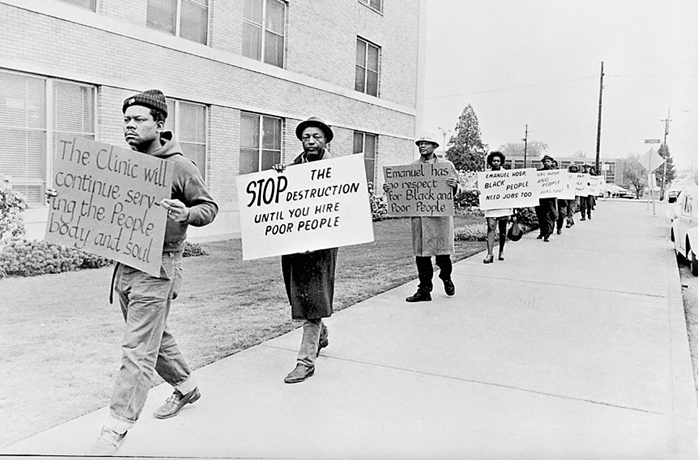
[421,0,698,171]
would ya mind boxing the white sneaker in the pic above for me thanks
[88,427,127,456]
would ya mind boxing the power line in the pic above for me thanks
[424,76,597,100]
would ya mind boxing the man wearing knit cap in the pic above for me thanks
[90,89,218,455]
[535,155,557,242]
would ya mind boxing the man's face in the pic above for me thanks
[301,127,327,157]
[542,159,553,169]
[417,141,436,156]
[123,105,162,149]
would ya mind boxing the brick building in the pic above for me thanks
[0,0,427,240]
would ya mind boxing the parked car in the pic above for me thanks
[670,185,698,276]
[667,182,695,203]
[620,189,637,199]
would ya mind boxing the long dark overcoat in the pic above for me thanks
[280,149,338,320]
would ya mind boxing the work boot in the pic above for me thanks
[153,387,201,419]
[443,278,455,296]
[405,291,431,302]
[284,363,315,384]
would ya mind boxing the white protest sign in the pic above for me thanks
[536,169,566,199]
[383,163,455,217]
[237,154,374,260]
[574,174,588,196]
[559,173,576,200]
[586,175,597,195]
[477,168,539,210]
[45,137,172,276]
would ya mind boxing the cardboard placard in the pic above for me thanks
[559,173,577,200]
[383,163,455,217]
[574,173,588,196]
[45,137,172,276]
[476,168,540,210]
[237,154,374,260]
[537,169,567,199]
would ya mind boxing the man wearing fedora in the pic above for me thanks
[90,89,218,455]
[535,155,557,242]
[385,134,459,302]
[273,117,336,384]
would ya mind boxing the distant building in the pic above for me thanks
[503,156,622,184]
[0,0,427,240]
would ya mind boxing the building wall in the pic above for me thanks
[0,0,425,241]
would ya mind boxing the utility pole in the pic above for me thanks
[660,108,672,200]
[523,124,528,168]
[438,127,451,157]
[594,61,604,176]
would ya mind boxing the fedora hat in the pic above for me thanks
[295,117,334,142]
[415,134,440,147]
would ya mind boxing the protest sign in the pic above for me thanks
[237,154,374,260]
[596,176,606,195]
[559,173,576,200]
[574,173,588,196]
[383,163,455,217]
[537,169,567,199]
[45,136,172,276]
[476,168,539,210]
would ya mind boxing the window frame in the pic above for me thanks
[358,0,382,14]
[57,0,97,11]
[0,71,97,207]
[242,0,287,68]
[355,37,381,97]
[353,131,378,185]
[165,99,209,181]
[239,112,283,175]
[147,0,210,45]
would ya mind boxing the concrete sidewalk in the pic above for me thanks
[3,200,697,459]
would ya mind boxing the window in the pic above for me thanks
[147,0,209,45]
[240,112,282,175]
[165,100,208,180]
[358,0,382,13]
[355,38,380,96]
[353,131,377,185]
[0,72,95,205]
[58,0,96,10]
[243,0,286,68]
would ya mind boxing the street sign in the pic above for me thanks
[639,148,665,171]
[644,139,661,144]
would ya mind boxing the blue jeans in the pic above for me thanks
[105,252,196,433]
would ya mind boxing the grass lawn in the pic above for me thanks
[0,216,485,448]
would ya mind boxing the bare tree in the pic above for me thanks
[621,155,647,198]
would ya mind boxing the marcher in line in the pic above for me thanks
[384,134,459,302]
[483,151,513,263]
[580,164,593,221]
[89,89,218,455]
[535,155,557,242]
[566,165,580,228]
[273,117,336,384]
[552,159,568,235]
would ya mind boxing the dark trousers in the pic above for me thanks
[416,255,452,293]
[535,198,557,236]
[580,196,591,219]
[556,199,568,231]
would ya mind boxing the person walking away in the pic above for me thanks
[483,151,513,262]
[90,89,218,455]
[566,165,579,228]
[580,164,593,221]
[535,155,557,242]
[273,117,337,384]
[552,159,568,235]
[384,134,460,302]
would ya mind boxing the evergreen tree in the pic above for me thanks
[446,104,487,171]
[654,144,676,187]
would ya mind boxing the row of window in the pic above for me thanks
[58,0,383,97]
[0,71,379,206]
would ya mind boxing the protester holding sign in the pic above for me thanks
[89,90,218,456]
[383,134,459,302]
[580,164,594,221]
[482,152,513,263]
[552,159,568,235]
[566,165,580,228]
[272,117,337,384]
[535,155,557,242]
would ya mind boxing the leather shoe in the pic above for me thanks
[543,235,550,242]
[284,363,315,383]
[443,278,455,296]
[556,228,562,235]
[89,428,127,456]
[405,291,431,302]
[153,387,201,419]
[536,234,543,239]
[483,254,494,264]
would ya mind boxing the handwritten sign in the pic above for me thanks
[45,137,172,276]
[383,163,455,217]
[237,154,374,260]
[476,168,539,210]
[574,173,588,196]
[559,173,576,200]
[537,169,567,199]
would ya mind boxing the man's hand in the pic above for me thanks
[382,183,391,193]
[161,199,190,223]
[45,188,57,204]
[446,177,458,188]
[272,163,286,173]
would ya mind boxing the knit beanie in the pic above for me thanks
[122,89,168,117]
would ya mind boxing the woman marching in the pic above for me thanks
[483,151,514,263]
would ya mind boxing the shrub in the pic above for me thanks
[0,239,111,278]
[0,175,28,249]
[368,182,389,221]
[183,241,206,257]
[454,223,487,241]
